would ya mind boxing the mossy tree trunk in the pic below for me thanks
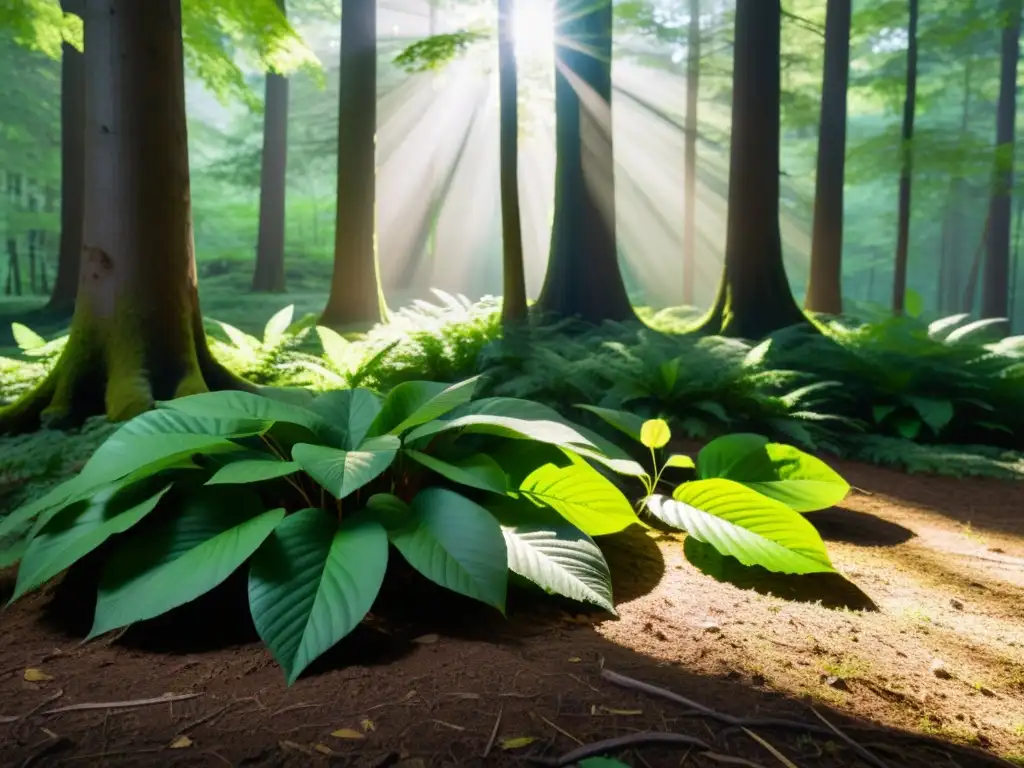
[320,0,385,330]
[692,0,807,340]
[0,0,250,436]
[804,0,850,316]
[499,0,527,327]
[252,0,289,296]
[534,0,635,324]
[47,0,86,314]
[980,0,1020,323]
[890,0,918,315]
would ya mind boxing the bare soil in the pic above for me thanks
[1,457,1023,768]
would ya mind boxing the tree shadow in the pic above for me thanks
[812,506,916,547]
[682,538,878,611]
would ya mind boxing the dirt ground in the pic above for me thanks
[1,456,1023,768]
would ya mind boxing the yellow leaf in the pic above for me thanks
[568,657,581,663]
[413,634,439,644]
[664,454,695,470]
[640,419,671,450]
[23,668,53,682]
[169,735,193,749]
[314,744,335,755]
[331,728,365,740]
[499,736,537,750]
[361,718,375,732]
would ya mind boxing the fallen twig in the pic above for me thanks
[811,707,888,768]
[530,732,712,767]
[44,692,201,715]
[483,705,503,758]
[533,711,583,746]
[0,689,64,724]
[175,702,237,736]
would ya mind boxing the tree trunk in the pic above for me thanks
[682,0,700,306]
[804,0,851,315]
[534,0,634,323]
[0,0,250,436]
[890,0,918,315]
[252,25,289,295]
[692,0,806,339]
[320,0,385,330]
[5,238,22,296]
[980,0,1020,322]
[498,0,527,327]
[48,0,87,314]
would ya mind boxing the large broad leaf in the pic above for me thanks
[696,434,770,480]
[403,450,508,494]
[391,488,508,611]
[489,503,614,614]
[902,395,954,435]
[12,479,173,601]
[249,509,388,684]
[158,390,331,440]
[519,454,638,537]
[263,305,295,347]
[575,405,645,442]
[292,438,399,500]
[648,481,835,575]
[206,455,300,485]
[696,441,849,513]
[371,377,482,436]
[308,389,382,449]
[405,414,595,452]
[89,487,283,637]
[0,478,91,540]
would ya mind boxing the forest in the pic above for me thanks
[0,0,1022,766]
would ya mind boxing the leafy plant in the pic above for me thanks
[2,378,640,683]
[204,305,316,384]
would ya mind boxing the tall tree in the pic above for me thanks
[682,0,700,306]
[804,0,851,315]
[980,0,1021,322]
[0,0,249,434]
[498,0,527,326]
[320,0,385,329]
[890,0,918,315]
[251,0,290,293]
[47,0,85,313]
[693,0,806,339]
[534,0,634,323]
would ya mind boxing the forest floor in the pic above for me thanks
[1,450,1023,767]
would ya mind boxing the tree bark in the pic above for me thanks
[320,0,385,329]
[534,0,635,323]
[890,0,918,315]
[251,45,289,294]
[47,0,86,314]
[692,0,807,339]
[682,0,700,306]
[804,0,851,315]
[498,0,527,327]
[0,0,250,436]
[980,0,1020,322]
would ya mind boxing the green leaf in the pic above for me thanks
[403,450,508,494]
[292,438,399,500]
[695,442,849,513]
[902,396,954,435]
[490,503,614,613]
[693,400,730,423]
[895,417,921,440]
[664,454,695,470]
[11,322,46,351]
[308,389,382,449]
[696,434,770,480]
[316,325,354,371]
[904,288,924,318]
[575,405,645,441]
[640,419,671,450]
[249,509,388,684]
[89,489,283,637]
[0,538,27,569]
[364,493,414,532]
[372,377,482,436]
[519,454,638,537]
[0,479,89,540]
[405,414,595,451]
[158,390,331,440]
[12,480,173,601]
[392,489,508,611]
[649,481,835,574]
[872,404,897,423]
[263,305,295,346]
[206,456,300,485]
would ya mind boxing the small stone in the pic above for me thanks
[930,659,952,679]
[821,674,849,691]
[950,598,964,610]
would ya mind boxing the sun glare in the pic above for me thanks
[511,0,555,64]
